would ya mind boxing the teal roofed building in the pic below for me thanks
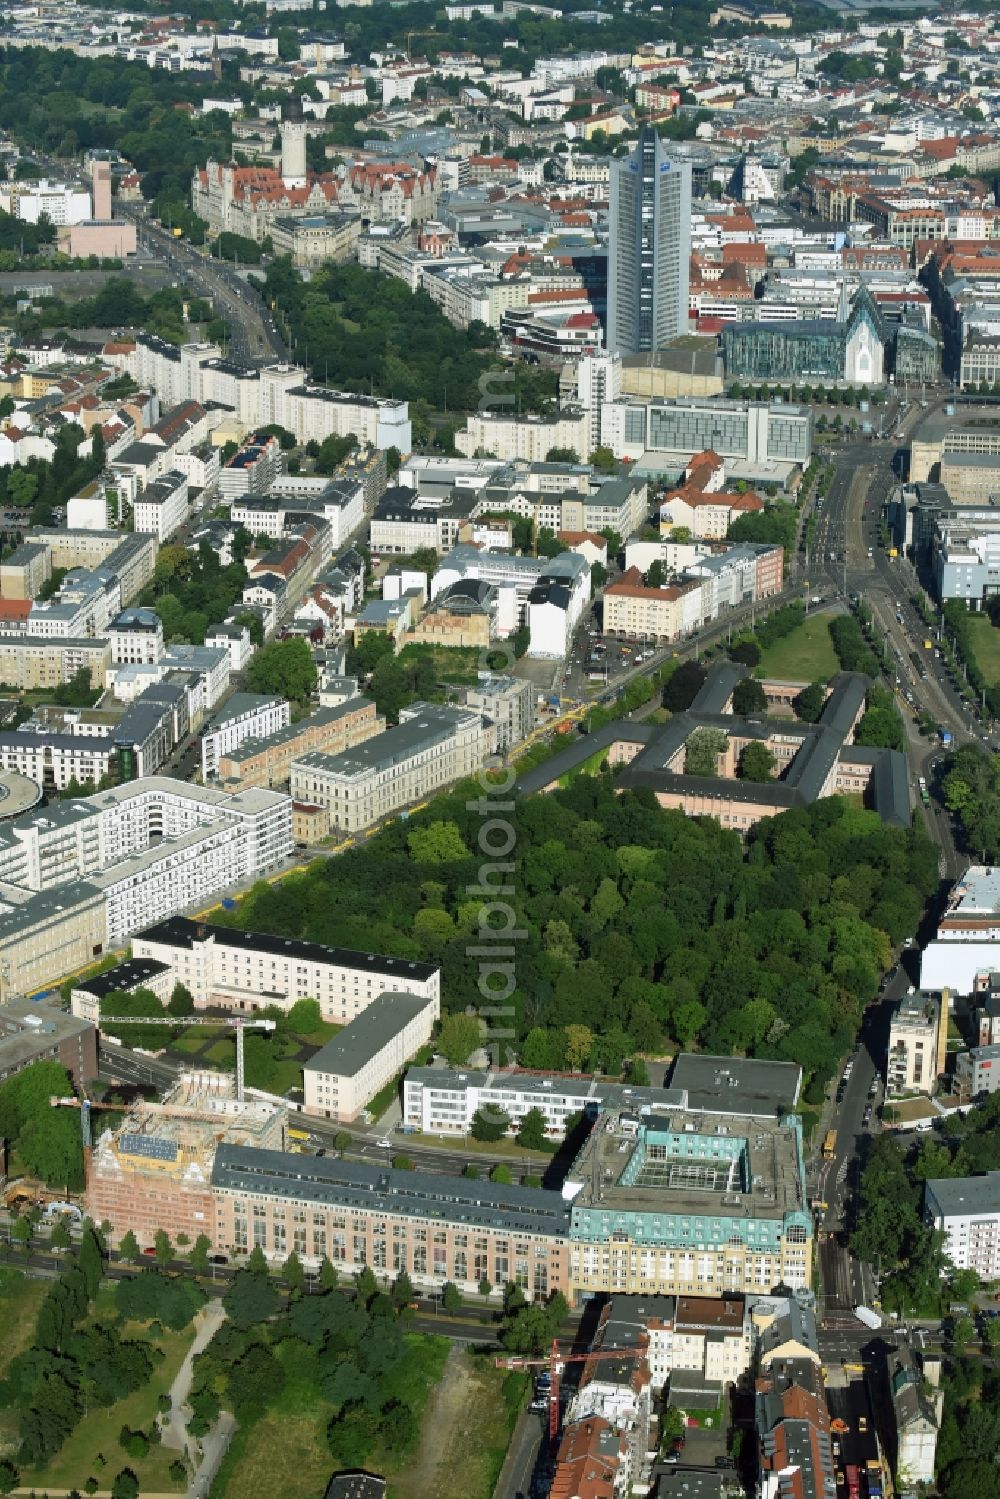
[722,284,886,386]
[562,1106,812,1299]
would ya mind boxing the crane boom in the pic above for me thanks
[97,1015,276,1100]
[496,1337,646,1445]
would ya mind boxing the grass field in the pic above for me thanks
[218,1333,450,1499]
[758,611,840,682]
[20,1286,196,1493]
[0,1267,47,1459]
[965,613,1000,685]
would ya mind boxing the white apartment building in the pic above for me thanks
[126,916,440,1026]
[0,776,293,961]
[431,545,591,657]
[925,1173,1000,1280]
[290,702,487,832]
[108,608,164,666]
[303,990,439,1121]
[205,623,253,675]
[2,179,91,225]
[200,693,290,780]
[28,568,122,640]
[0,730,115,791]
[234,476,364,550]
[132,470,190,543]
[887,991,941,1096]
[921,865,1000,994]
[455,406,590,463]
[124,337,412,451]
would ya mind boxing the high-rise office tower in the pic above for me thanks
[608,127,692,356]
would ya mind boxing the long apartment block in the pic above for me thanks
[127,916,441,1025]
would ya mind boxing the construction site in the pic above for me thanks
[85,1070,287,1249]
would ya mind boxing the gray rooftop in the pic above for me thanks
[304,991,433,1078]
[926,1170,1000,1218]
[212,1143,573,1236]
[297,703,477,780]
[668,1054,802,1108]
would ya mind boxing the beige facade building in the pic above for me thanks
[887,991,943,1095]
[620,350,724,400]
[0,635,110,691]
[603,572,694,640]
[0,541,52,600]
[269,212,360,268]
[455,407,590,463]
[129,916,440,1027]
[290,702,487,833]
[303,990,438,1121]
[0,882,107,1003]
[217,698,383,791]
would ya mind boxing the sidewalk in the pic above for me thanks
[160,1300,227,1454]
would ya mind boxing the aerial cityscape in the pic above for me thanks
[4,4,1000,1499]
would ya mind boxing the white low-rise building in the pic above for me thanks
[303,990,439,1121]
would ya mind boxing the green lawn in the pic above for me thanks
[297,1021,343,1047]
[20,1288,197,1493]
[0,1266,48,1457]
[758,610,840,682]
[204,1038,236,1064]
[171,1033,209,1055]
[964,612,1000,685]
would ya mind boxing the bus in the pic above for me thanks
[287,1127,310,1144]
[823,1130,838,1160]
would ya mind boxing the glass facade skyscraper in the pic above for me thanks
[608,127,692,357]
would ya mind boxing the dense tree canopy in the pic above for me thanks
[218,780,935,1097]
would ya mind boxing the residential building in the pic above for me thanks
[0,635,110,692]
[290,703,488,832]
[755,1322,835,1499]
[465,674,535,754]
[886,1345,943,1487]
[887,991,942,1096]
[0,777,293,997]
[132,470,190,542]
[303,990,439,1121]
[216,698,382,792]
[403,1054,801,1137]
[0,998,97,1088]
[955,1043,1000,1097]
[108,608,164,666]
[0,541,52,600]
[455,407,590,464]
[925,1172,1000,1280]
[125,916,440,1027]
[608,126,692,357]
[921,866,1000,994]
[200,693,290,780]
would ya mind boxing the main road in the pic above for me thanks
[119,203,286,367]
